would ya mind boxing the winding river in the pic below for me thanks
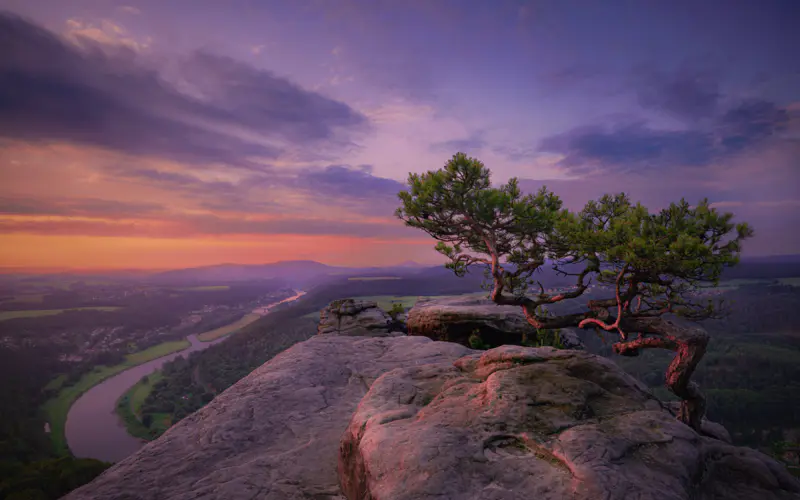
[65,290,306,463]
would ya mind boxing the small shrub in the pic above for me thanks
[387,302,405,320]
[468,331,488,350]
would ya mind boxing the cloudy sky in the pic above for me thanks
[0,0,798,270]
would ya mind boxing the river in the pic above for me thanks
[64,290,306,463]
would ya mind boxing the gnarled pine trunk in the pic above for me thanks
[613,316,710,432]
[515,300,711,432]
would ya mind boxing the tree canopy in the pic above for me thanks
[396,152,753,431]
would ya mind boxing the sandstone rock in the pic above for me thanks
[339,345,800,500]
[65,334,798,500]
[63,335,473,500]
[407,295,533,347]
[317,298,396,336]
[557,327,585,350]
[664,401,733,443]
[407,295,584,349]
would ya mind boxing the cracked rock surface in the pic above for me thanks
[339,345,800,500]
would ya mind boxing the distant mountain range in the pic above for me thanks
[146,254,800,288]
[146,260,435,287]
[1,255,798,288]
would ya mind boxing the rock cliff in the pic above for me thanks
[339,345,798,499]
[317,298,399,337]
[407,295,584,349]
[65,298,800,500]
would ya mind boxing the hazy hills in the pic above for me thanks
[147,254,800,287]
[146,260,431,287]
[1,255,799,290]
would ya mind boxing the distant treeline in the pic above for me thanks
[0,279,288,311]
[139,276,488,431]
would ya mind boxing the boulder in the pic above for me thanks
[318,298,397,336]
[407,295,584,349]
[63,335,473,500]
[339,345,800,500]
[557,327,584,350]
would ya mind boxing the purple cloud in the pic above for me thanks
[717,99,791,153]
[538,93,790,173]
[634,65,722,122]
[0,12,367,169]
[539,122,716,173]
[429,132,487,154]
[290,165,407,216]
[108,163,407,216]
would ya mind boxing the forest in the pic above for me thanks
[137,275,488,429]
[0,278,289,499]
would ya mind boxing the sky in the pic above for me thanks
[0,0,798,270]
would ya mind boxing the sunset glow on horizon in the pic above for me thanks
[1,0,798,271]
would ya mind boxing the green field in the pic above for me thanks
[42,339,191,455]
[0,307,121,322]
[115,371,169,441]
[130,371,163,415]
[10,294,45,303]
[347,276,403,281]
[197,313,262,342]
[178,285,230,291]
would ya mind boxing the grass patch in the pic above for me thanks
[44,374,67,392]
[42,339,190,455]
[178,285,230,291]
[116,371,167,441]
[0,307,121,322]
[197,313,261,342]
[115,394,153,441]
[347,276,403,281]
[128,371,163,415]
[149,412,173,436]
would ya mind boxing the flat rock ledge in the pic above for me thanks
[407,295,585,349]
